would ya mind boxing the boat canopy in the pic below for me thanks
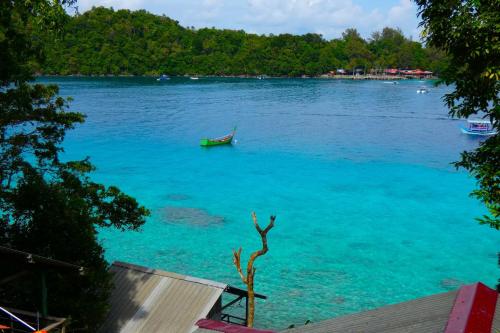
[466,119,494,132]
[467,119,492,124]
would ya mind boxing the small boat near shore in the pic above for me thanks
[461,119,497,136]
[200,127,237,147]
[190,76,199,80]
[157,74,170,81]
[417,86,429,93]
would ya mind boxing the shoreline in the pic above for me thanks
[36,73,438,80]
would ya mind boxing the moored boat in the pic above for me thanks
[200,127,237,147]
[417,86,429,93]
[157,74,170,81]
[461,119,497,136]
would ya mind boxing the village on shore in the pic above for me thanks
[42,68,436,80]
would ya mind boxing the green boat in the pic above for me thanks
[200,127,236,147]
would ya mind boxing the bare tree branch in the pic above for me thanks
[232,247,247,284]
[232,212,276,327]
[246,213,275,275]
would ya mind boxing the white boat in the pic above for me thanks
[461,119,497,136]
[190,77,199,80]
[417,86,429,93]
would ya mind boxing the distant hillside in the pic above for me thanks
[40,7,447,76]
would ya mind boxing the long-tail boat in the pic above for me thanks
[200,127,236,147]
[461,119,497,136]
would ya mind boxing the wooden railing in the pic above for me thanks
[220,313,247,326]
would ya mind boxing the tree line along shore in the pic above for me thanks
[37,73,434,80]
[38,7,447,78]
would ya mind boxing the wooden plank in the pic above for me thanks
[0,271,29,285]
[225,285,266,299]
[42,318,67,331]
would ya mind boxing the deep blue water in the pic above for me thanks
[39,77,498,329]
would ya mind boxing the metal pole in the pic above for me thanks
[0,306,36,331]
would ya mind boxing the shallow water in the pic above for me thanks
[40,77,499,329]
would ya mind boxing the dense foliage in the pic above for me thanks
[40,7,447,76]
[415,0,499,228]
[0,0,149,330]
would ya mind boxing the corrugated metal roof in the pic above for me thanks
[282,288,500,333]
[281,291,459,333]
[493,297,500,329]
[98,261,226,333]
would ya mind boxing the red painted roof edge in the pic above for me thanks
[196,319,276,333]
[444,282,498,333]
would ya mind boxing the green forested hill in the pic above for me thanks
[40,7,447,76]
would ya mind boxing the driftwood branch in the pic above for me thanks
[232,212,276,327]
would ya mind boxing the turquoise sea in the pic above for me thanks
[40,77,499,329]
